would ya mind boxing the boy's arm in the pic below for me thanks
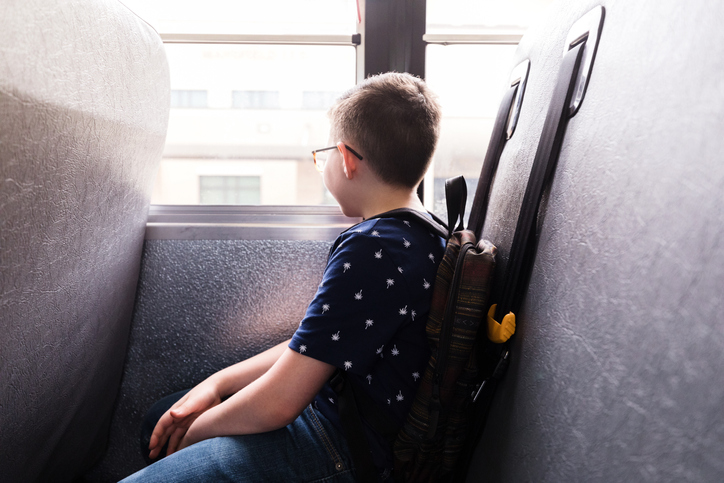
[148,339,291,458]
[175,348,335,453]
[209,339,291,395]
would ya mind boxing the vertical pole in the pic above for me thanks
[355,0,367,84]
[356,0,428,200]
[358,0,426,79]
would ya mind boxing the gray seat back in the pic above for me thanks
[469,1,724,481]
[0,0,169,481]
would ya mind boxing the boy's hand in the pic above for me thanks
[148,381,222,458]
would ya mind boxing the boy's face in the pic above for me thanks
[322,133,356,216]
[321,136,344,201]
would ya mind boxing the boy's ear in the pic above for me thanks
[337,142,358,179]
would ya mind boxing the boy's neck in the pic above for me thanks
[359,188,426,220]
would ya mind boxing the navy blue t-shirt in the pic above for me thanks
[289,215,445,472]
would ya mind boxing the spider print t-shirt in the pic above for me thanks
[289,215,445,473]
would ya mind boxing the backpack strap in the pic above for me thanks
[330,177,467,482]
[445,176,467,233]
[369,174,468,240]
[331,369,400,442]
[368,208,448,239]
[467,81,520,238]
[496,40,585,321]
[326,205,448,262]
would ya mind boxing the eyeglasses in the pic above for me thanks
[312,144,363,172]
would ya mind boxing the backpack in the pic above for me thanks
[331,176,515,483]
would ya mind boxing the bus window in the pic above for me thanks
[155,43,355,205]
[120,0,357,206]
[424,0,555,224]
[121,0,555,212]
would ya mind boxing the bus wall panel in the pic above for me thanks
[469,0,724,481]
[0,1,169,481]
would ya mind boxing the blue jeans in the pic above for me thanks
[119,394,360,482]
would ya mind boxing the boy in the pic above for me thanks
[120,72,444,482]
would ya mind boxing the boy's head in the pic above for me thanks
[328,72,442,189]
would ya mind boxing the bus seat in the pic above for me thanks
[0,0,169,481]
[86,232,335,480]
[468,0,724,481]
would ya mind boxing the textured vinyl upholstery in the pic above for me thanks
[87,239,331,481]
[0,1,169,481]
[468,0,724,481]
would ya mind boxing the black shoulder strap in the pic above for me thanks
[455,38,588,483]
[467,83,519,238]
[328,206,448,261]
[366,175,468,240]
[330,177,468,483]
[496,41,585,320]
[329,371,381,483]
[368,208,448,239]
[445,176,467,233]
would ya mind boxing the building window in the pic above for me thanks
[232,91,280,109]
[170,90,208,108]
[199,176,261,205]
[302,91,343,110]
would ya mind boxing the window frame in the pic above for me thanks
[160,33,361,46]
[147,205,359,240]
[148,0,528,239]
